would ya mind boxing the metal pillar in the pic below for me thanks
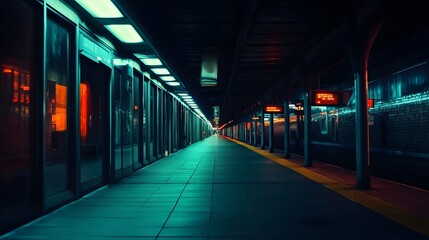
[253,120,257,147]
[249,118,253,145]
[269,113,274,153]
[345,19,382,189]
[284,98,290,158]
[260,108,265,150]
[303,87,312,167]
[354,71,370,189]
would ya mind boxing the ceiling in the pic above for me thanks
[66,0,380,127]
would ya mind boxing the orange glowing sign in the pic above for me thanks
[80,83,89,139]
[368,99,374,108]
[252,116,260,120]
[264,105,283,113]
[314,92,338,105]
[312,90,351,106]
[52,84,68,131]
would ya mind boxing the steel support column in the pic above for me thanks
[260,107,265,150]
[345,18,382,189]
[269,113,274,153]
[248,120,252,144]
[303,86,312,167]
[284,98,290,158]
[253,120,257,147]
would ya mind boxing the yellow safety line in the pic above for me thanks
[227,137,429,237]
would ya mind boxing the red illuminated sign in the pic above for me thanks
[312,90,351,106]
[264,105,283,113]
[314,92,338,105]
[368,99,374,108]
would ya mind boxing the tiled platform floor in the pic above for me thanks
[1,135,428,239]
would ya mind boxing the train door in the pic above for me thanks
[112,64,134,180]
[44,13,76,208]
[149,84,157,161]
[79,56,109,192]
[142,78,150,165]
[132,72,143,170]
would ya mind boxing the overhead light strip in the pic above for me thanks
[140,58,162,66]
[105,24,144,43]
[160,76,176,81]
[75,0,123,18]
[165,81,180,86]
[151,68,170,75]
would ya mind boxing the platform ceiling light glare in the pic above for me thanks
[75,0,123,18]
[141,58,162,66]
[160,76,175,81]
[151,68,170,75]
[105,24,143,43]
[177,93,189,96]
[165,81,180,86]
[181,96,192,99]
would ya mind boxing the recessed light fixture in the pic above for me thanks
[160,76,176,81]
[75,0,123,18]
[165,81,180,86]
[105,24,143,43]
[151,68,170,75]
[140,58,162,66]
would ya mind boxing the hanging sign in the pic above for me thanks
[368,99,374,108]
[264,105,283,113]
[312,90,351,106]
[251,116,260,121]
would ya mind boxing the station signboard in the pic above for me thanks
[264,105,283,113]
[251,116,260,121]
[312,90,351,106]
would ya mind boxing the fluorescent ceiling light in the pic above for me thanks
[160,76,176,81]
[177,93,189,96]
[75,0,123,18]
[151,68,170,75]
[181,96,192,99]
[140,58,162,66]
[184,99,194,103]
[165,81,180,86]
[105,24,143,43]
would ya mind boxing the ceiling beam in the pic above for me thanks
[220,0,258,125]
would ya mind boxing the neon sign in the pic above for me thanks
[312,90,351,106]
[264,105,283,113]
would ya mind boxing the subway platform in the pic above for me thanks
[1,135,428,240]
